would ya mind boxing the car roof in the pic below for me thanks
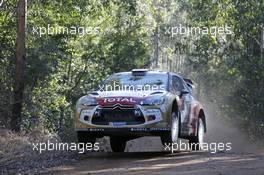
[114,70,182,78]
[115,71,167,75]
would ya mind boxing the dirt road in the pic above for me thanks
[43,150,264,175]
[42,136,264,175]
[41,102,264,175]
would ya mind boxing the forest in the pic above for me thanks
[0,0,263,142]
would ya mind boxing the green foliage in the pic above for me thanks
[184,0,264,138]
[1,0,263,140]
[0,0,150,136]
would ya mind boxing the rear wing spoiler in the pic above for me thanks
[183,78,194,89]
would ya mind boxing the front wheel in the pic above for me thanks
[161,111,180,146]
[189,118,205,150]
[77,131,96,148]
[110,137,126,152]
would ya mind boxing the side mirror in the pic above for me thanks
[177,90,189,98]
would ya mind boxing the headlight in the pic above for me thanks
[141,96,165,106]
[77,96,98,107]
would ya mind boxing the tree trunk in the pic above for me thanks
[11,0,27,132]
[153,27,159,68]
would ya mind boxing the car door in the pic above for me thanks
[171,75,192,124]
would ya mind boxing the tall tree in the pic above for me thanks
[11,0,27,132]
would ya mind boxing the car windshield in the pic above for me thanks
[98,73,168,91]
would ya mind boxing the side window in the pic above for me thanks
[172,76,184,92]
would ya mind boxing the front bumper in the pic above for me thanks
[75,127,170,137]
[75,104,170,130]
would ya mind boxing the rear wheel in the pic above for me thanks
[189,118,205,150]
[161,111,180,146]
[110,137,126,152]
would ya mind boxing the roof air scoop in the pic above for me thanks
[131,69,148,76]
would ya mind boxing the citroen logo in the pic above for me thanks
[112,104,122,110]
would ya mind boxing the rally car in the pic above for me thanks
[75,69,206,152]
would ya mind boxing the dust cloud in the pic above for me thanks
[125,99,262,153]
[97,98,262,153]
[204,100,261,153]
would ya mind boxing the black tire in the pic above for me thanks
[110,137,126,152]
[161,111,180,146]
[77,131,96,147]
[189,118,205,150]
